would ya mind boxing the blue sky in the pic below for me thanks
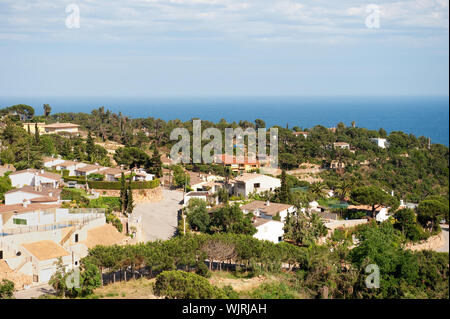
[0,0,448,97]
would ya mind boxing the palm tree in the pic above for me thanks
[335,179,355,201]
[309,182,327,199]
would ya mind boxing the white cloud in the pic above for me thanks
[0,0,448,44]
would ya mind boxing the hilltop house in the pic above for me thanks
[233,173,281,198]
[51,160,87,176]
[370,137,389,149]
[333,142,351,150]
[43,123,80,135]
[347,204,390,222]
[4,186,61,205]
[74,164,108,177]
[102,167,131,182]
[292,131,309,138]
[42,156,65,168]
[8,169,62,188]
[213,154,260,173]
[240,200,296,222]
[252,218,284,243]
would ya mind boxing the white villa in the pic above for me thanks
[8,169,62,188]
[233,173,281,198]
[240,200,295,222]
[0,203,124,287]
[4,186,61,206]
[370,137,390,149]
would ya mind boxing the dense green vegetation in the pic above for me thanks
[81,224,448,299]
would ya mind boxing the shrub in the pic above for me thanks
[195,261,211,278]
[0,279,15,299]
[249,282,296,299]
[154,271,225,299]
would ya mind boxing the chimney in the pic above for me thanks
[23,199,29,208]
[400,199,405,206]
[265,201,270,206]
[49,192,53,197]
[41,169,44,174]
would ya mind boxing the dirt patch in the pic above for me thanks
[83,224,127,249]
[209,273,273,292]
[94,278,158,299]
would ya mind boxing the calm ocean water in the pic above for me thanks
[1,96,448,146]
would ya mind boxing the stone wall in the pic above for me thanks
[94,186,163,203]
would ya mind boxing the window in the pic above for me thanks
[75,234,79,243]
[278,236,283,242]
[254,183,260,188]
[13,218,27,225]
[0,250,3,260]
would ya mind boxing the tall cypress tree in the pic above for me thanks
[34,122,40,143]
[86,130,95,162]
[150,147,163,178]
[126,174,134,216]
[119,172,127,214]
[279,169,290,203]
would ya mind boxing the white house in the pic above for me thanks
[240,200,295,222]
[292,131,309,138]
[43,122,79,135]
[8,169,62,188]
[4,186,62,206]
[52,160,87,176]
[183,191,212,207]
[252,218,284,243]
[102,167,131,182]
[370,138,389,149]
[333,142,351,150]
[74,164,108,177]
[132,168,155,182]
[233,173,281,198]
[0,204,123,287]
[42,156,65,168]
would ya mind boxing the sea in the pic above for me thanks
[1,96,448,146]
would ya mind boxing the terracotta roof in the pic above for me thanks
[9,169,61,180]
[241,200,293,216]
[45,123,79,129]
[21,240,70,261]
[0,203,60,214]
[53,160,83,167]
[102,167,130,176]
[215,154,259,165]
[75,164,106,173]
[5,186,62,197]
[29,196,59,203]
[347,205,387,212]
[185,191,210,197]
[253,217,273,227]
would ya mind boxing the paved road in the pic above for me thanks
[437,224,449,253]
[130,189,183,242]
[14,284,55,299]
